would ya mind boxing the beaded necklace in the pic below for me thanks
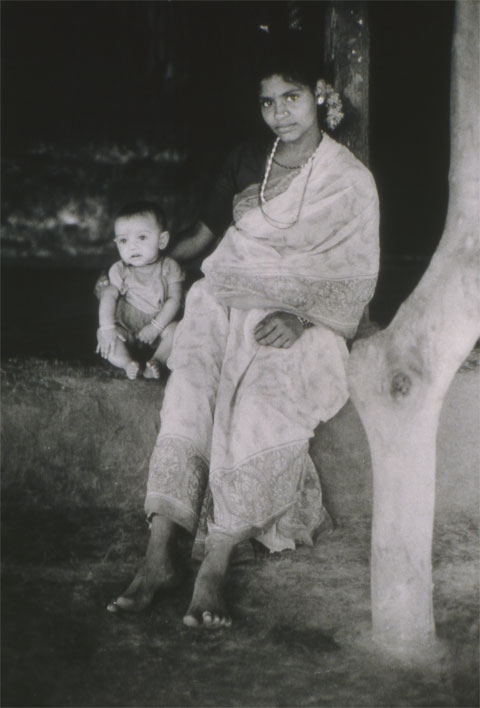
[272,157,305,170]
[259,135,322,229]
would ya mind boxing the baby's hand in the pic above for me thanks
[137,323,160,346]
[96,327,119,359]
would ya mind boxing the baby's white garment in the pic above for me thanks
[108,257,184,316]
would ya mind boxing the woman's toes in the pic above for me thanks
[107,594,147,614]
[213,614,231,628]
[183,613,200,628]
[107,597,134,613]
[202,611,213,626]
[183,608,232,629]
[113,596,135,611]
[202,611,231,628]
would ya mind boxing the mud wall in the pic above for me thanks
[2,360,478,523]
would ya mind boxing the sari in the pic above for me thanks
[145,134,379,553]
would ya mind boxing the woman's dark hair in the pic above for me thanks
[254,32,324,93]
[115,200,167,231]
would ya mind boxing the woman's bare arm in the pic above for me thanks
[170,221,215,262]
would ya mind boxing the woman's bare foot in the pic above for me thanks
[183,538,234,628]
[107,515,181,614]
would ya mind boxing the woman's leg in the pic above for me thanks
[182,315,349,627]
[183,535,235,627]
[109,281,231,616]
[107,514,182,613]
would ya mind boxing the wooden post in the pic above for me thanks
[348,1,480,658]
[324,1,370,165]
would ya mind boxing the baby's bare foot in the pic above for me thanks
[125,361,140,380]
[143,359,162,380]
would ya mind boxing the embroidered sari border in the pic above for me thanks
[210,438,309,476]
[155,433,210,467]
[207,499,299,545]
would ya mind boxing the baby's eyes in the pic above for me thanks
[260,99,272,109]
[117,234,148,243]
[286,93,300,102]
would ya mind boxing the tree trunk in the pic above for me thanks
[323,1,374,333]
[348,0,480,657]
[324,1,370,165]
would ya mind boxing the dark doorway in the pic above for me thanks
[369,1,454,323]
[1,1,455,357]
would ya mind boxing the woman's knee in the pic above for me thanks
[185,278,220,311]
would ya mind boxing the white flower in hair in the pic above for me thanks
[317,79,344,130]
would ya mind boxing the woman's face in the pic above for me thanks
[259,74,320,144]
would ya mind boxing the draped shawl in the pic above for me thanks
[145,135,380,553]
[202,134,379,339]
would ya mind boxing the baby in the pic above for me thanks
[96,200,184,379]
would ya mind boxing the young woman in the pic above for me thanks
[107,36,379,628]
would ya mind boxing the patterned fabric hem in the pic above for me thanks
[205,499,298,547]
[144,494,198,535]
[207,271,377,336]
[146,436,209,524]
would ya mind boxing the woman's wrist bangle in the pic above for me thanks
[98,324,116,331]
[151,318,165,333]
[296,315,313,329]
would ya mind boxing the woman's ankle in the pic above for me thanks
[204,536,236,574]
[149,513,177,538]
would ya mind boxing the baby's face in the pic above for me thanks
[114,213,164,267]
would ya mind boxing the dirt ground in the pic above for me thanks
[2,359,479,708]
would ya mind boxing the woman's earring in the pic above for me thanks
[317,95,325,106]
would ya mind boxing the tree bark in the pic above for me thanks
[324,1,370,165]
[348,0,480,656]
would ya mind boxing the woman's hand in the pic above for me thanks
[93,273,110,301]
[254,312,303,348]
[137,323,160,346]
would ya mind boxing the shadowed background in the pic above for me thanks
[2,0,454,359]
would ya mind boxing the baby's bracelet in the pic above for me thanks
[150,318,165,333]
[296,316,314,329]
[98,324,116,332]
